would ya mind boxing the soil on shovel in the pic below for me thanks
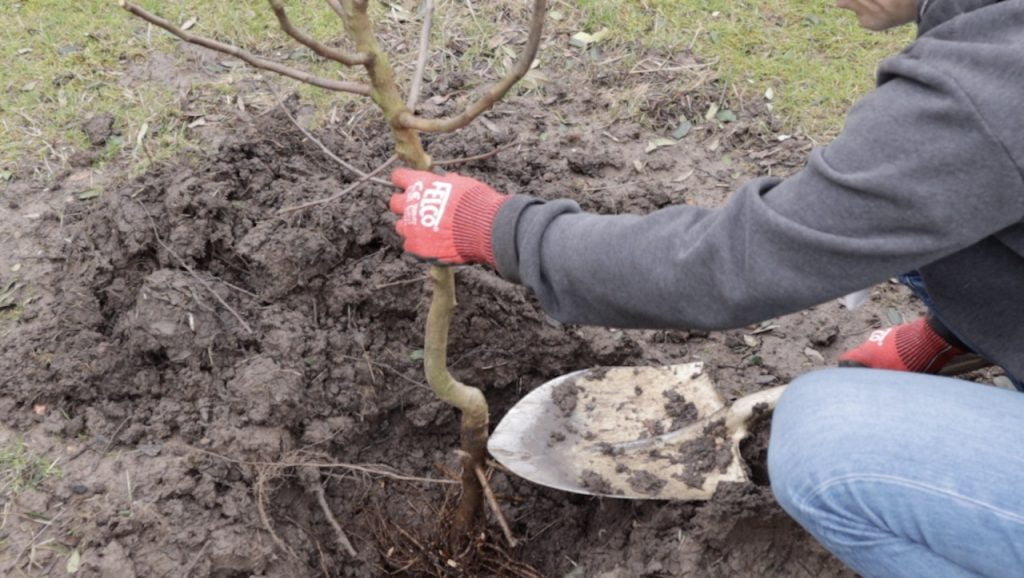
[0,63,928,577]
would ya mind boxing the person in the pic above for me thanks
[387,0,1024,575]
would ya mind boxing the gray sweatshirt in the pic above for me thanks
[492,0,1024,379]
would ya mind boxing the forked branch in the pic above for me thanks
[120,1,372,96]
[396,0,547,133]
[268,0,372,67]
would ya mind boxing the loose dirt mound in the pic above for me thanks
[0,86,896,575]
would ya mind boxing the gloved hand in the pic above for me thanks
[388,169,509,266]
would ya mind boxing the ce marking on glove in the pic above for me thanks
[405,180,452,232]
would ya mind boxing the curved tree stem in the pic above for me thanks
[425,267,488,538]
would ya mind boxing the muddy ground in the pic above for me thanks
[3,30,1007,577]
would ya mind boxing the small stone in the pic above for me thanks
[138,444,161,457]
[70,484,89,495]
[803,347,825,363]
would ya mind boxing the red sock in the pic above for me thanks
[839,317,966,373]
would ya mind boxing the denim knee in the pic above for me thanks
[767,370,837,520]
[767,368,881,522]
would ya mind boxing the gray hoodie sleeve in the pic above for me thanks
[491,55,1024,330]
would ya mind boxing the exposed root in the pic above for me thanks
[255,467,300,561]
[476,466,517,548]
[313,479,359,558]
[369,484,542,578]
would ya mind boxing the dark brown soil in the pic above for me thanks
[663,390,699,430]
[551,377,582,418]
[0,54,924,577]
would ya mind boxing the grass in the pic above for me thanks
[0,0,359,176]
[0,0,914,176]
[577,0,915,137]
[0,438,60,497]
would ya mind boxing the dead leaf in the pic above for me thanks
[521,69,549,90]
[716,109,737,123]
[135,122,149,153]
[66,549,81,574]
[704,103,720,122]
[569,28,610,48]
[803,347,825,363]
[181,17,197,31]
[672,120,692,140]
[645,138,676,154]
[673,170,694,182]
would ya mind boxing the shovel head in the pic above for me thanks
[489,362,752,500]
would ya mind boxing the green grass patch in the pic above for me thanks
[0,0,359,174]
[578,0,915,136]
[0,438,60,497]
[1,0,915,175]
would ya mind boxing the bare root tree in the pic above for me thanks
[120,0,547,542]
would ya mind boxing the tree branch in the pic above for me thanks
[268,0,372,67]
[406,0,435,111]
[268,85,391,186]
[121,1,372,96]
[396,0,546,133]
[324,0,346,20]
[277,155,397,214]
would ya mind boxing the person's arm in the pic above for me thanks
[389,56,1024,330]
[491,56,1024,330]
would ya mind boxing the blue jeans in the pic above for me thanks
[769,368,1024,577]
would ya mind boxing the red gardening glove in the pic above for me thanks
[388,169,509,266]
[838,317,966,373]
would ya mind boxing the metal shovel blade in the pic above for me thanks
[489,362,785,500]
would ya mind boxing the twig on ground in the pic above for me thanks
[267,85,391,186]
[104,416,131,454]
[182,445,457,485]
[374,275,430,290]
[432,140,519,167]
[628,63,710,75]
[178,540,210,578]
[137,202,254,334]
[313,482,359,557]
[464,0,485,35]
[406,0,435,111]
[475,466,517,548]
[277,155,397,214]
[337,354,430,391]
[285,514,332,576]
[5,507,65,575]
[256,468,300,560]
